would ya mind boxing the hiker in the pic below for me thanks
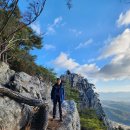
[51,78,65,121]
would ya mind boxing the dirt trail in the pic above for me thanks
[47,104,67,130]
[47,114,65,130]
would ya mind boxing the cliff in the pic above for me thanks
[60,71,112,130]
[0,62,80,130]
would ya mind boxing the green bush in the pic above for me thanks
[79,109,107,130]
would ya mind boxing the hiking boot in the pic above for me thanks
[50,115,55,121]
[59,118,63,122]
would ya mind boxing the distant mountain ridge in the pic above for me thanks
[101,100,130,127]
[99,92,130,102]
[99,92,130,127]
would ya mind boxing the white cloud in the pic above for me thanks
[44,44,56,50]
[75,39,93,50]
[53,33,130,81]
[54,17,63,26]
[74,64,100,77]
[46,16,63,35]
[31,22,42,35]
[98,28,130,59]
[53,52,99,78]
[95,54,130,80]
[53,28,130,81]
[69,28,82,36]
[117,9,130,27]
[88,58,96,63]
[53,52,79,70]
[47,26,55,34]
[96,28,130,80]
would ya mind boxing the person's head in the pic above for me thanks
[57,78,61,85]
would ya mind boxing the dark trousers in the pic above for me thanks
[53,96,62,119]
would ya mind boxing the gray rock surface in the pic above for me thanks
[0,96,21,130]
[0,62,80,130]
[58,100,80,130]
[0,62,15,85]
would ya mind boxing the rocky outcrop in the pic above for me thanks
[60,72,112,129]
[0,62,80,130]
[59,100,80,130]
[0,62,49,130]
[0,62,15,85]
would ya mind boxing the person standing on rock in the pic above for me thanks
[51,78,65,122]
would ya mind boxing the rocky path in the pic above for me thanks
[47,116,63,130]
[47,107,71,130]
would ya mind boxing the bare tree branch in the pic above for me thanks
[67,0,72,9]
[0,0,47,47]
[0,86,48,107]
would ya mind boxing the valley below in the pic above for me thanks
[99,92,130,128]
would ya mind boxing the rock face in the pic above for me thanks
[0,62,15,85]
[60,72,112,129]
[0,96,21,130]
[0,62,80,130]
[59,100,80,130]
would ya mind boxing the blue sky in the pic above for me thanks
[20,0,130,92]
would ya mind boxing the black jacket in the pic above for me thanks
[51,83,65,102]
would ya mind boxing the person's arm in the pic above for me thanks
[63,87,65,101]
[51,86,54,100]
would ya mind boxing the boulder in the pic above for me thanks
[58,100,80,130]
